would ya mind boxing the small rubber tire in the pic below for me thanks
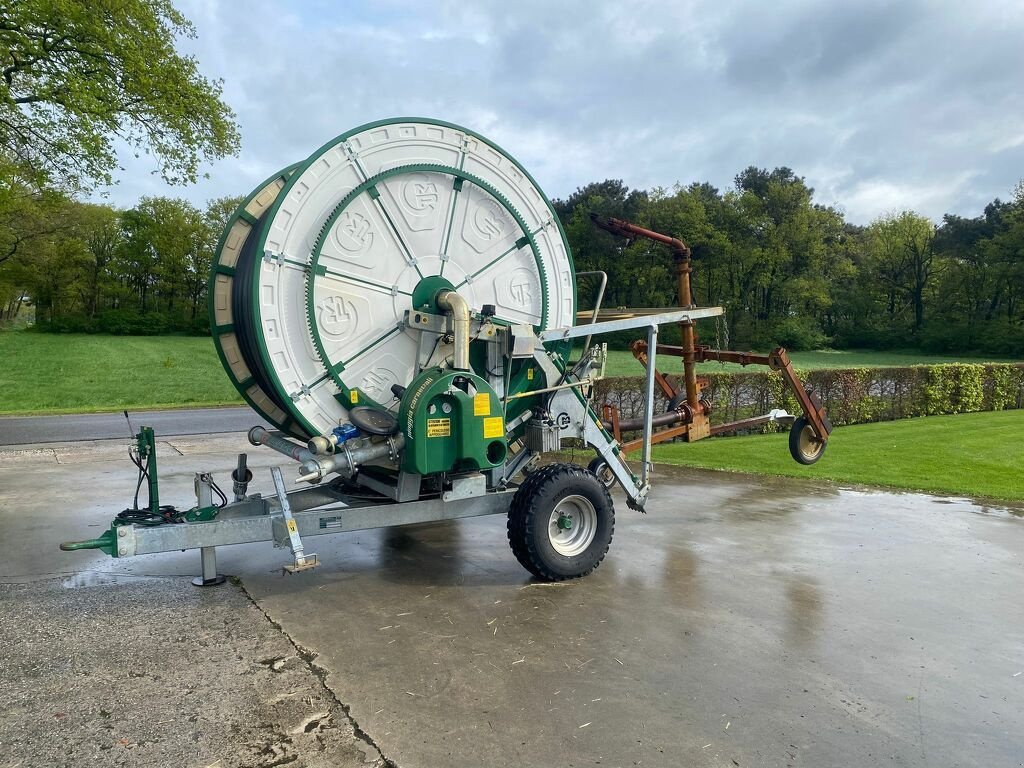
[789,415,827,465]
[507,463,614,581]
[587,457,616,489]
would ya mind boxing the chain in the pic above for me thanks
[714,310,730,366]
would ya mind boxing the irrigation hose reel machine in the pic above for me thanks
[61,118,831,584]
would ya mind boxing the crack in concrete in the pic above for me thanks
[232,577,399,768]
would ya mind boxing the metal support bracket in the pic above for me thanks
[532,349,647,510]
[640,323,658,487]
[443,472,487,502]
[191,546,226,587]
[270,466,319,574]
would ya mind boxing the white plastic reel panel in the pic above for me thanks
[308,164,549,408]
[252,118,576,437]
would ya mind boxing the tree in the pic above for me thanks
[869,211,936,333]
[0,0,240,190]
[552,180,649,308]
[78,203,121,317]
[717,167,845,346]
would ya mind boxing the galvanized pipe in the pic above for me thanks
[603,409,686,433]
[248,426,314,463]
[640,323,658,486]
[296,435,405,484]
[231,453,252,501]
[436,289,471,371]
[575,270,608,356]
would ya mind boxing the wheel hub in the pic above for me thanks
[548,494,597,557]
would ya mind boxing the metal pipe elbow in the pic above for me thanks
[436,289,471,371]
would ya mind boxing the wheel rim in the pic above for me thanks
[798,424,824,460]
[547,494,598,557]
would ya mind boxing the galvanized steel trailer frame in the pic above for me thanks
[63,306,725,583]
[111,482,517,585]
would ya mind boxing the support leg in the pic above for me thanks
[191,546,226,587]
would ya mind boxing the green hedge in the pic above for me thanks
[35,309,209,336]
[593,363,1024,429]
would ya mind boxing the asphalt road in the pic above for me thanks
[0,406,268,446]
[3,432,1022,767]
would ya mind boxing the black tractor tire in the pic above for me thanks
[507,463,615,581]
[788,415,827,465]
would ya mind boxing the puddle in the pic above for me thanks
[927,496,1024,519]
[968,504,1024,520]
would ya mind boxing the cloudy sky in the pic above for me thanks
[105,0,1024,224]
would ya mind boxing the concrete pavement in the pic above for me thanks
[1,432,1022,767]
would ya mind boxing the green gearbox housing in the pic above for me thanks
[398,367,507,476]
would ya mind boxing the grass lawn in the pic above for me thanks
[0,332,240,415]
[0,331,1020,417]
[651,409,1024,501]
[595,347,1022,378]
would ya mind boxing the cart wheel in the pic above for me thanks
[789,416,827,465]
[587,457,616,489]
[507,464,614,581]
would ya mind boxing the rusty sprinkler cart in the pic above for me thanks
[59,118,831,585]
[583,215,832,488]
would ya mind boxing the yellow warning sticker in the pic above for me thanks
[286,519,297,534]
[350,389,359,404]
[483,416,504,439]
[427,418,451,437]
[473,392,490,416]
[527,367,534,380]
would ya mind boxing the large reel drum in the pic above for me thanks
[211,118,575,438]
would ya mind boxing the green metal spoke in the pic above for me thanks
[318,266,412,297]
[438,176,464,278]
[370,188,424,280]
[454,235,531,290]
[307,371,331,389]
[332,324,403,372]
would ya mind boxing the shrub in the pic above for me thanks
[36,310,210,336]
[594,363,1024,430]
[769,317,829,351]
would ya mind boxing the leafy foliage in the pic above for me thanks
[553,171,1024,355]
[0,0,239,189]
[1,191,237,332]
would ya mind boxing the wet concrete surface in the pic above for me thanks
[2,433,1022,767]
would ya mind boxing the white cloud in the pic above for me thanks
[98,0,1024,224]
